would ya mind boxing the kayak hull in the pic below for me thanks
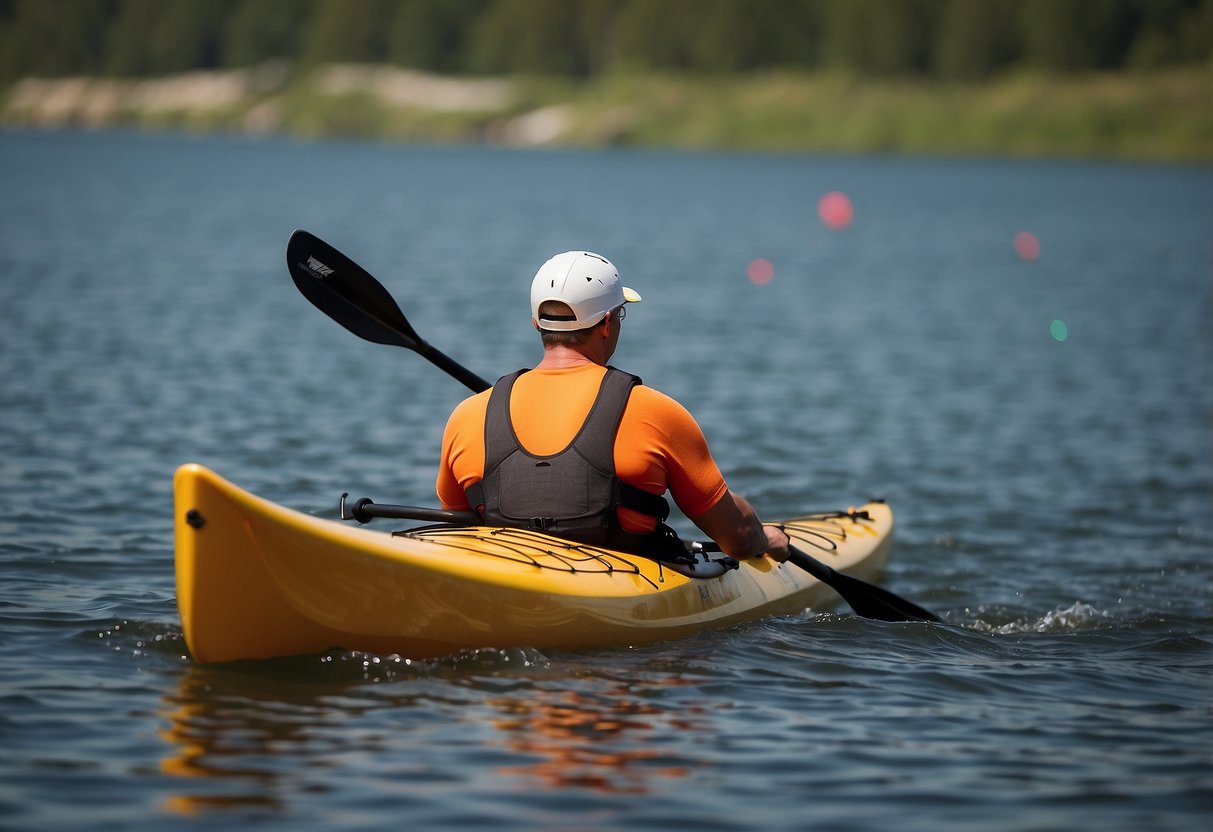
[173,463,893,663]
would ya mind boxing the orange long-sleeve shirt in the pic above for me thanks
[437,364,728,532]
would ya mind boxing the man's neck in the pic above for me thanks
[535,344,604,370]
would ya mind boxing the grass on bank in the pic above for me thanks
[546,67,1212,161]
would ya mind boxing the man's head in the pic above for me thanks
[530,251,641,336]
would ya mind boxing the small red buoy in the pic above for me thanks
[1015,231,1041,261]
[747,258,775,285]
[818,191,854,230]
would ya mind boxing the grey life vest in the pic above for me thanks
[464,367,674,554]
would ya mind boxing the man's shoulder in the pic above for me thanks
[627,380,696,421]
[447,388,492,423]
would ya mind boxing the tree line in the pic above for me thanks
[2,0,1209,85]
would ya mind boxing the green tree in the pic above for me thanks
[763,0,829,70]
[692,0,809,72]
[302,0,393,65]
[386,0,488,73]
[1180,0,1213,62]
[465,0,588,75]
[2,0,1208,85]
[821,0,865,71]
[822,0,937,76]
[613,0,824,74]
[101,0,229,76]
[871,0,937,76]
[149,0,228,73]
[1125,0,1213,68]
[693,0,762,72]
[102,0,155,75]
[0,0,111,80]
[933,0,1020,80]
[573,0,619,76]
[1018,0,1136,72]
[613,0,698,71]
[223,0,315,68]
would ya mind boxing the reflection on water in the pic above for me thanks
[158,649,713,813]
[489,679,707,794]
[159,666,326,814]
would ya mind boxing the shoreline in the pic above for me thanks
[4,64,1210,163]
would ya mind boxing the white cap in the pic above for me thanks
[530,251,642,331]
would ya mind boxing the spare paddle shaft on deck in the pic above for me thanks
[340,493,480,526]
[287,230,941,624]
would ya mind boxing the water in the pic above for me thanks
[1,130,1210,830]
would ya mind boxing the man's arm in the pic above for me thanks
[692,489,790,561]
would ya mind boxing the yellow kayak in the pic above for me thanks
[173,463,894,663]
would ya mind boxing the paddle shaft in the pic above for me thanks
[416,341,490,393]
[341,494,479,525]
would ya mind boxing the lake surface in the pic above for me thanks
[1,130,1210,830]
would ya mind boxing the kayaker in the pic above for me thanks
[436,250,790,564]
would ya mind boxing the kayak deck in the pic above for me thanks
[173,463,892,663]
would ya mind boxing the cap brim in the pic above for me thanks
[622,287,642,303]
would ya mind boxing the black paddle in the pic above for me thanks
[286,229,490,392]
[287,230,940,624]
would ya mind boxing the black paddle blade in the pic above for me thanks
[825,569,942,622]
[287,229,422,350]
[285,230,491,393]
[788,547,941,623]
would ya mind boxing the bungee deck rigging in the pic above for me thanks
[390,509,880,589]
